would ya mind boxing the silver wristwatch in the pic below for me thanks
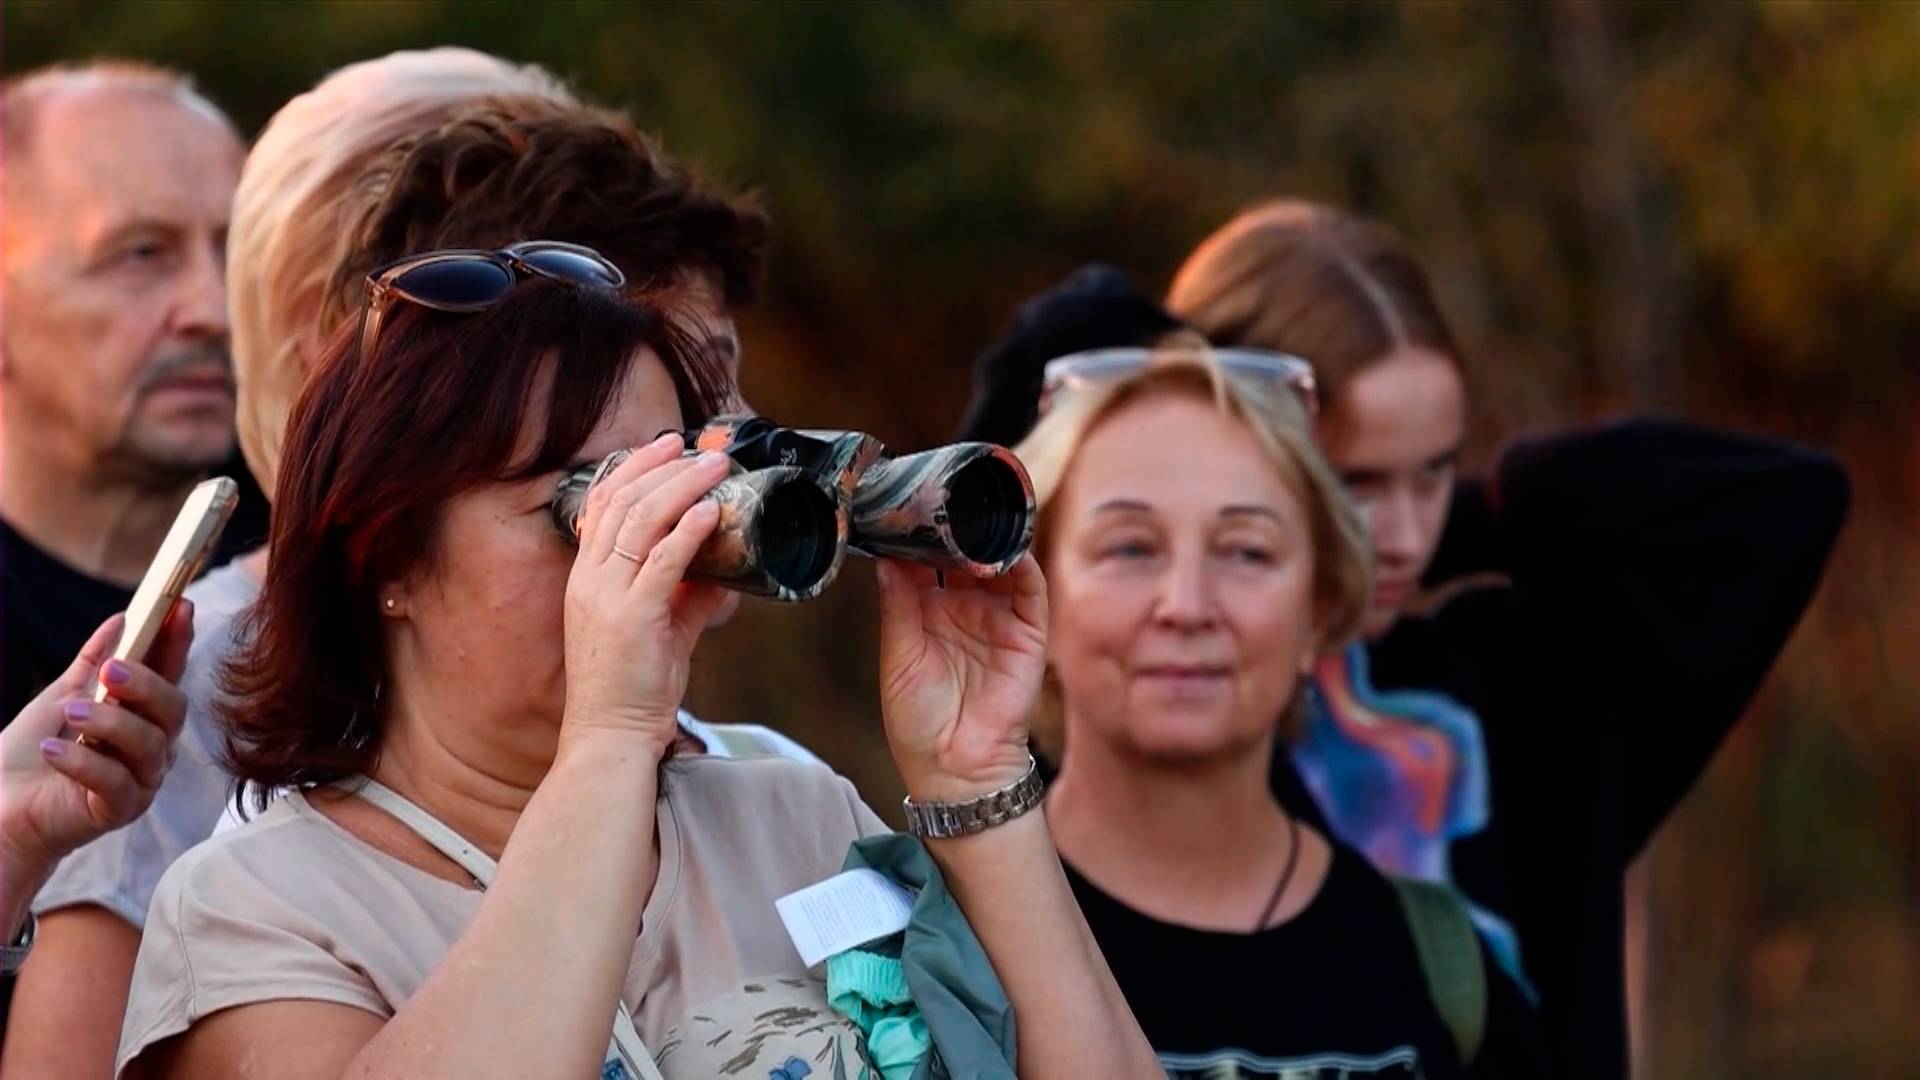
[902,755,1045,840]
[2,912,36,976]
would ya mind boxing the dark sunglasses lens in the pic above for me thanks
[519,247,624,287]
[391,259,515,308]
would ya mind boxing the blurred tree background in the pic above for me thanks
[6,1,1914,1074]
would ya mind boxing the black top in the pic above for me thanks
[1066,843,1544,1079]
[0,449,267,724]
[1282,418,1850,1079]
[1,518,134,723]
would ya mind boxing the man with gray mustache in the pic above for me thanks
[0,62,245,723]
[125,345,238,424]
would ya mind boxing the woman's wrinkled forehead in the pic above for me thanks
[1063,391,1305,525]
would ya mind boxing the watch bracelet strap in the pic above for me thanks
[2,911,36,974]
[902,755,1044,839]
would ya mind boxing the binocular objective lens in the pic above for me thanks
[759,480,840,594]
[944,457,1028,567]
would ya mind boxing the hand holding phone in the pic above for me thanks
[89,477,238,707]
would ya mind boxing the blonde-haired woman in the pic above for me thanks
[1167,200,1849,1078]
[1018,348,1544,1079]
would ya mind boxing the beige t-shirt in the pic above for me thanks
[118,756,891,1079]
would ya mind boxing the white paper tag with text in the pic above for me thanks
[775,868,917,968]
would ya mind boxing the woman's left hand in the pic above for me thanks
[874,554,1047,801]
[0,605,193,877]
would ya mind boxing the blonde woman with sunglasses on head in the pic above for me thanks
[1016,347,1546,1079]
[1169,202,1849,1078]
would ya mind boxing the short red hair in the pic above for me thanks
[221,279,725,797]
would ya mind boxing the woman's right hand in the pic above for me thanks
[560,433,733,758]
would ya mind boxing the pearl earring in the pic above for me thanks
[384,598,397,611]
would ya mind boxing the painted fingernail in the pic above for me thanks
[40,738,68,759]
[63,700,92,724]
[104,660,132,687]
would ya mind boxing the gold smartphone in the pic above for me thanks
[90,476,239,706]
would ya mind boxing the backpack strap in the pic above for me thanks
[1389,877,1487,1068]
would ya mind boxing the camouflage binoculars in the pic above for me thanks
[552,415,1035,602]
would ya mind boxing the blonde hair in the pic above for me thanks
[228,48,575,495]
[1166,199,1463,415]
[1014,351,1372,756]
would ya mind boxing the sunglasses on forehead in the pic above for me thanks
[1039,346,1320,417]
[358,240,627,360]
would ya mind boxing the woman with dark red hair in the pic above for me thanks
[113,247,1154,1079]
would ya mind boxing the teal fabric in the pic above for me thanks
[839,833,1018,1080]
[826,946,929,1080]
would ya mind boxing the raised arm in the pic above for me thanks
[1,604,193,1077]
[1428,417,1849,855]
[873,556,1159,1078]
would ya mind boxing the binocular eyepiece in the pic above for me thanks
[552,416,1035,601]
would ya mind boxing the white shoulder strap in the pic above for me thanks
[344,778,667,1080]
[352,778,497,885]
[608,1007,666,1080]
